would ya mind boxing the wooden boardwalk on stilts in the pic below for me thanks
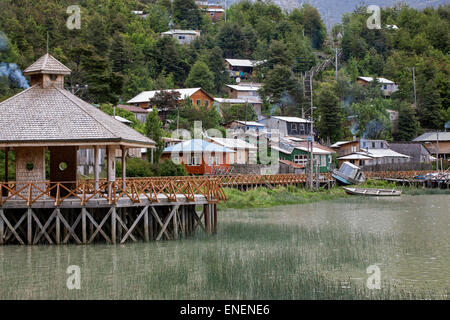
[1,170,445,245]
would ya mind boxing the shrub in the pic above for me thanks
[116,158,187,177]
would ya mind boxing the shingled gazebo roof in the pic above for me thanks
[0,55,155,148]
[23,53,71,75]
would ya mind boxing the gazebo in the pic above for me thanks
[0,53,155,195]
[0,53,225,245]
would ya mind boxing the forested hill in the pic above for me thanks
[0,0,448,143]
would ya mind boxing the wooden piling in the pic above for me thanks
[81,207,87,244]
[111,207,116,244]
[27,208,32,245]
[204,204,210,234]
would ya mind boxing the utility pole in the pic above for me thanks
[436,131,439,172]
[335,47,338,81]
[309,72,314,190]
[412,67,417,107]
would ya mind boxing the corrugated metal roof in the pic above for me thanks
[337,153,373,160]
[207,137,257,150]
[225,59,264,67]
[357,76,394,84]
[226,84,261,91]
[413,132,450,142]
[0,85,155,147]
[271,116,312,123]
[235,121,265,127]
[163,139,235,153]
[361,148,410,158]
[117,104,150,113]
[127,88,202,104]
[24,53,71,75]
[161,29,199,35]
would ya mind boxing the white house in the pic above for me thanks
[161,29,200,45]
[206,137,257,164]
[357,76,399,96]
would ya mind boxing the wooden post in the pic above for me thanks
[94,146,100,193]
[55,210,60,245]
[213,204,217,234]
[204,204,210,234]
[121,146,126,191]
[111,207,116,244]
[149,209,154,240]
[173,206,178,239]
[3,147,9,197]
[144,206,149,242]
[27,208,32,245]
[81,208,87,244]
[181,206,186,238]
[0,210,4,245]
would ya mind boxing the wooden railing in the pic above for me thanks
[0,177,226,207]
[4,170,435,207]
[364,171,434,179]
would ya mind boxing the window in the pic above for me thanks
[291,123,298,133]
[210,12,214,16]
[294,154,307,164]
[50,74,57,81]
[196,99,201,106]
[215,155,221,164]
[189,155,201,166]
[299,123,305,134]
[321,156,326,166]
[204,100,209,107]
[380,142,384,148]
[178,35,185,40]
[372,142,375,148]
[351,146,356,152]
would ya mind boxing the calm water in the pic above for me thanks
[0,194,448,299]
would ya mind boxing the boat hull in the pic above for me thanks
[343,187,402,196]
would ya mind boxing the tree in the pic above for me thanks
[266,40,293,70]
[200,47,230,94]
[145,108,165,162]
[259,65,297,114]
[171,100,222,131]
[185,60,214,93]
[394,103,420,141]
[148,90,181,113]
[349,98,392,140]
[418,80,443,129]
[316,84,342,143]
[173,0,203,30]
[290,5,326,49]
[221,103,257,124]
[216,23,248,58]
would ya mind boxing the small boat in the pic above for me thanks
[343,187,402,196]
[332,161,366,185]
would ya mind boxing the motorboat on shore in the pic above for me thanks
[332,161,366,185]
[343,187,402,196]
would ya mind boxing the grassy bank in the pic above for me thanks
[219,185,348,209]
[219,179,449,210]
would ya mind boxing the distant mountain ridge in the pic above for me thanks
[215,0,448,29]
